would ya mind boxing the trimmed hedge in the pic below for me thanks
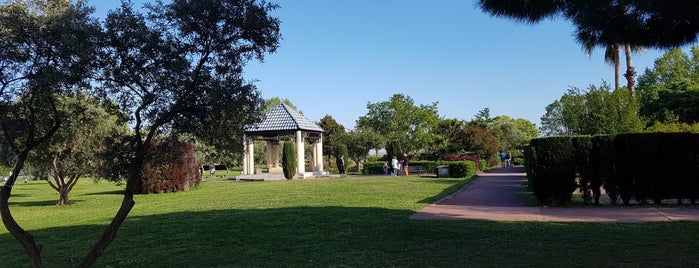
[282,141,296,180]
[363,160,477,178]
[525,133,699,205]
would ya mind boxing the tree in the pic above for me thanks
[83,1,281,266]
[262,97,300,115]
[318,115,345,166]
[490,115,539,150]
[27,95,127,205]
[0,1,100,266]
[478,1,699,49]
[342,130,384,173]
[539,83,644,136]
[637,46,699,125]
[356,94,439,156]
[473,107,495,128]
[425,118,467,160]
[454,124,500,163]
[478,1,699,97]
[281,141,296,180]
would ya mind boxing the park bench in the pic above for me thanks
[407,165,424,176]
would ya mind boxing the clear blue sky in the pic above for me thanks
[91,0,675,130]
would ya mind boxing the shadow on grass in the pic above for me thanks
[2,206,699,267]
[81,190,125,196]
[7,199,58,207]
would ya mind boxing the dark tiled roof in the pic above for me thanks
[244,103,324,133]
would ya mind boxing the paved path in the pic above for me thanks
[411,166,699,222]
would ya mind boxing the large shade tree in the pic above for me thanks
[356,94,439,157]
[0,1,100,266]
[539,83,644,136]
[83,0,281,266]
[318,114,345,166]
[489,115,539,150]
[637,46,699,126]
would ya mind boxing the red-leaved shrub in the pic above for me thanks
[139,140,201,194]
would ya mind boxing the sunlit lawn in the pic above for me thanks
[1,175,698,267]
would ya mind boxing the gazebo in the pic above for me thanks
[240,103,326,179]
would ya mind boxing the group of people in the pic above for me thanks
[499,151,513,168]
[198,163,216,178]
[382,153,409,176]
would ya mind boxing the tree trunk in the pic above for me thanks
[78,154,144,267]
[613,44,620,90]
[623,44,637,98]
[0,153,43,268]
[77,192,135,268]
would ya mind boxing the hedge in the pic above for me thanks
[524,133,699,206]
[363,160,477,178]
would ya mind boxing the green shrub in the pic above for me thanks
[442,160,476,178]
[282,142,296,180]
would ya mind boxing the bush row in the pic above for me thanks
[363,160,478,178]
[524,133,699,205]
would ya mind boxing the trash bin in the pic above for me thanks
[437,165,449,178]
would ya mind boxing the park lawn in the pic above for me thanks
[0,176,698,267]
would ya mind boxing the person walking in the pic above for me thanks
[402,153,409,176]
[499,151,506,168]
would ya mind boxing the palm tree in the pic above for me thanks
[585,43,643,98]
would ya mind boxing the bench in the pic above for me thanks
[407,165,424,176]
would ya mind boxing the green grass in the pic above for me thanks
[1,176,699,267]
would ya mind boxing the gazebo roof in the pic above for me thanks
[244,103,324,134]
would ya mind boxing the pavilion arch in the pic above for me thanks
[241,103,326,179]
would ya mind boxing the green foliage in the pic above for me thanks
[140,140,201,194]
[637,46,699,126]
[540,83,644,136]
[444,160,477,178]
[362,160,476,177]
[425,118,467,160]
[318,114,346,162]
[490,115,539,150]
[526,137,577,205]
[356,94,440,154]
[27,95,128,204]
[282,142,296,180]
[527,133,699,205]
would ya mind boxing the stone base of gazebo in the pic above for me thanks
[236,171,331,181]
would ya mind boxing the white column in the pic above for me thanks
[247,138,255,174]
[316,135,323,172]
[296,130,305,175]
[242,135,249,175]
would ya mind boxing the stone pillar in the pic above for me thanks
[296,130,305,175]
[246,138,255,174]
[266,140,282,173]
[316,135,323,172]
[243,135,250,175]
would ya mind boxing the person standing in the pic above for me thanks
[336,154,345,175]
[402,153,409,176]
[390,156,399,176]
[209,163,216,178]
